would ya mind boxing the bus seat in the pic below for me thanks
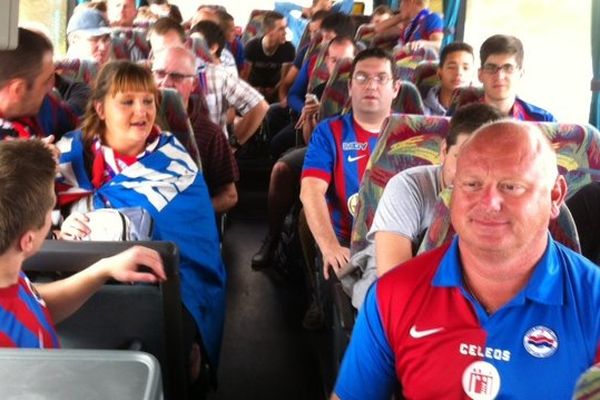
[302,32,324,65]
[0,349,163,400]
[354,23,376,49]
[392,80,426,115]
[414,61,439,99]
[350,114,450,260]
[55,59,99,86]
[241,10,269,45]
[418,121,600,254]
[22,241,188,400]
[319,58,353,120]
[111,27,151,61]
[307,43,330,94]
[157,88,202,169]
[297,22,313,52]
[394,47,440,82]
[371,31,402,52]
[186,35,214,65]
[447,86,485,114]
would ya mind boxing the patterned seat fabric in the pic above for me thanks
[417,121,600,254]
[392,80,425,115]
[414,61,439,99]
[55,59,99,86]
[394,46,440,83]
[350,114,450,257]
[241,10,269,45]
[186,35,214,64]
[157,88,202,169]
[307,44,330,94]
[319,58,353,120]
[447,86,485,114]
[354,23,376,49]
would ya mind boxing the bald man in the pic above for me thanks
[333,121,600,399]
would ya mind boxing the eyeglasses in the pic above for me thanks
[352,72,393,86]
[152,70,195,83]
[481,63,519,75]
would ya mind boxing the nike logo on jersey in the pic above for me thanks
[347,154,367,163]
[409,325,444,338]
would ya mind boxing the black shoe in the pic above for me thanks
[251,235,277,270]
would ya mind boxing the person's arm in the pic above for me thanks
[374,13,406,35]
[211,182,238,213]
[405,32,443,53]
[232,99,268,144]
[375,232,413,276]
[288,60,310,114]
[300,177,350,279]
[35,246,166,324]
[241,61,252,82]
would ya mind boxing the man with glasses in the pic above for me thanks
[300,48,400,281]
[473,34,555,121]
[152,47,239,214]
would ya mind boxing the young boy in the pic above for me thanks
[0,139,165,348]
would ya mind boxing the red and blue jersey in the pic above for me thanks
[511,97,556,122]
[0,272,59,349]
[302,113,380,243]
[335,236,600,399]
[401,9,443,45]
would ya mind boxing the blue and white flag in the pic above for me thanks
[56,130,226,367]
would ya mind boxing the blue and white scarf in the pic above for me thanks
[56,130,226,367]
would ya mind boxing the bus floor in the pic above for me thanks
[209,176,330,399]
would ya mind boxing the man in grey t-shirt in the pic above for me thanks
[347,103,504,309]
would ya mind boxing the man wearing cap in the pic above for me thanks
[66,8,112,66]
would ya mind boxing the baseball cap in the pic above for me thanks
[67,9,112,37]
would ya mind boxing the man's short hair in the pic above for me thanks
[311,10,330,22]
[372,5,392,16]
[0,28,53,89]
[321,12,355,38]
[327,35,359,57]
[447,103,505,147]
[149,17,186,44]
[262,11,285,32]
[480,34,524,68]
[350,47,396,81]
[0,140,56,254]
[190,20,226,57]
[439,42,474,67]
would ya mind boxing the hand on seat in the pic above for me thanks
[322,245,350,280]
[60,211,90,240]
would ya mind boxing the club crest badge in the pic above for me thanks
[462,360,501,400]
[523,326,558,358]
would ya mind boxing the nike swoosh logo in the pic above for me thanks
[409,325,444,338]
[347,154,367,163]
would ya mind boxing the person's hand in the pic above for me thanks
[405,40,425,53]
[40,135,60,169]
[303,99,320,117]
[60,212,90,240]
[322,245,350,280]
[97,246,166,284]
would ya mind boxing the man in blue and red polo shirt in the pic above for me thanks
[300,48,400,280]
[333,121,600,399]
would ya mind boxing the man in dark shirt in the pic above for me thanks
[243,11,296,103]
[152,46,239,214]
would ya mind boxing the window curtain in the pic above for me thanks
[442,0,462,47]
[589,0,600,128]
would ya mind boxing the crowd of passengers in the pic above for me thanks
[0,0,599,398]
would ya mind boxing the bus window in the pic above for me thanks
[464,0,592,123]
[20,0,68,56]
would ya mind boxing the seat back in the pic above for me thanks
[414,61,439,99]
[302,32,324,65]
[55,59,99,86]
[186,35,214,64]
[307,43,330,93]
[157,88,202,168]
[111,28,151,61]
[241,10,269,45]
[319,58,353,120]
[350,114,450,256]
[447,86,485,114]
[394,46,440,83]
[22,241,187,400]
[391,80,426,115]
[418,121,600,254]
[354,23,376,49]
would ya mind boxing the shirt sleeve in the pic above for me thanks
[334,283,397,400]
[288,59,310,114]
[244,38,258,63]
[368,171,425,242]
[222,70,265,115]
[301,119,334,184]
